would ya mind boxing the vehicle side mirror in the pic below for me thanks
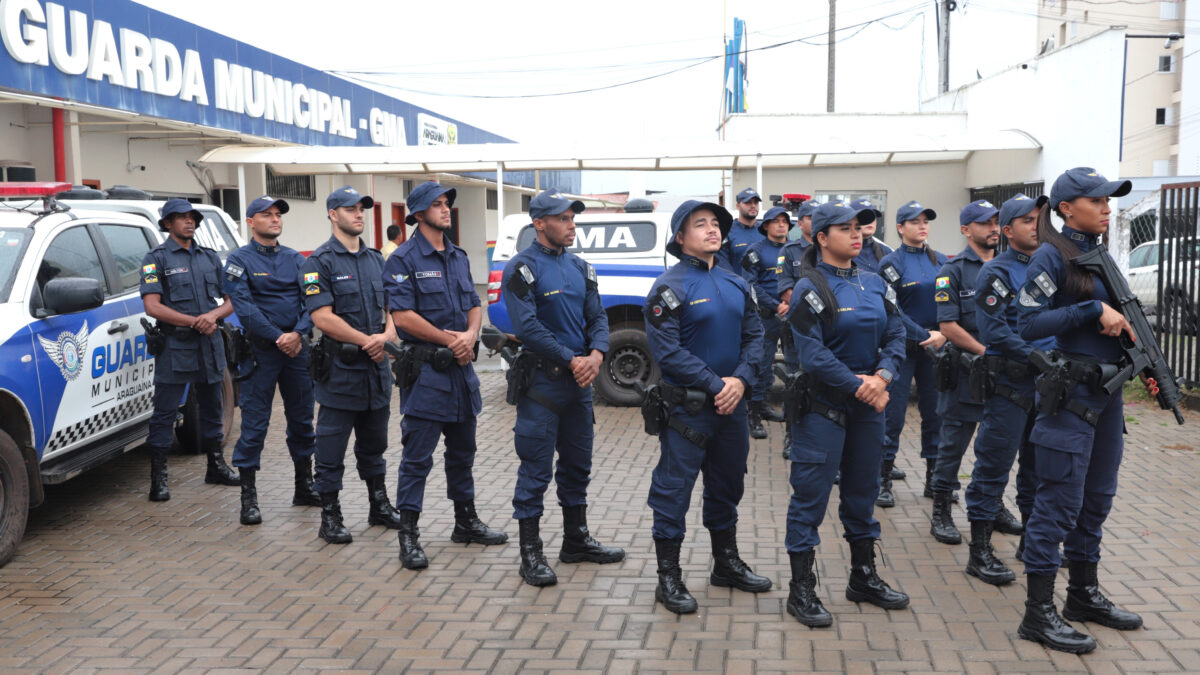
[41,277,104,316]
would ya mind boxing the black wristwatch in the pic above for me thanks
[875,368,894,385]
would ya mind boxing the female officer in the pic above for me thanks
[875,201,948,507]
[1015,167,1149,654]
[783,200,908,627]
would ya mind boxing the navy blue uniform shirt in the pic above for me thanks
[1017,227,1119,363]
[140,238,226,384]
[300,236,391,410]
[878,244,948,341]
[935,246,987,338]
[741,237,788,311]
[222,240,313,341]
[503,240,609,364]
[856,238,894,274]
[644,255,763,396]
[786,261,905,395]
[778,238,812,297]
[975,248,1054,360]
[725,220,764,271]
[382,228,482,420]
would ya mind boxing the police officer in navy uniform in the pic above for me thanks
[876,201,948,506]
[725,187,764,270]
[1015,168,1147,654]
[740,205,792,438]
[502,188,624,587]
[301,186,404,544]
[383,181,507,569]
[223,196,321,525]
[644,200,769,615]
[960,193,1051,586]
[140,199,238,502]
[783,200,908,627]
[927,200,1004,545]
[850,198,893,274]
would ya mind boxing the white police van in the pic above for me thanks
[0,183,244,566]
[487,210,677,406]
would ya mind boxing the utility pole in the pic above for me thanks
[827,0,836,112]
[937,0,952,94]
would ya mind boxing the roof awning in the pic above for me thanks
[197,130,1041,175]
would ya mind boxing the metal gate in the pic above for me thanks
[970,181,1045,252]
[1157,182,1200,388]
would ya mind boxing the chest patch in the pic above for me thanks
[959,289,976,298]
[165,267,188,276]
[334,274,354,281]
[414,271,442,279]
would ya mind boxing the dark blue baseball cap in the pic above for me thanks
[158,198,202,230]
[1048,167,1132,212]
[811,200,876,239]
[405,181,457,225]
[326,185,374,212]
[667,200,732,258]
[896,200,936,224]
[758,206,793,235]
[850,198,883,219]
[959,199,1000,226]
[998,193,1048,227]
[796,199,821,219]
[736,187,762,204]
[245,195,289,219]
[529,188,585,220]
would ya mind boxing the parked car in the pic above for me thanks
[1127,239,1199,333]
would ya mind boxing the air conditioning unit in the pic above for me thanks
[0,161,35,182]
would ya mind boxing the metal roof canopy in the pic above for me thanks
[197,129,1041,175]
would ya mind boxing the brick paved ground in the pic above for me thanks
[1,371,1199,673]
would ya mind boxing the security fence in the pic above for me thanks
[1155,183,1200,388]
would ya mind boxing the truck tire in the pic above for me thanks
[595,325,659,407]
[0,430,30,567]
[177,370,237,453]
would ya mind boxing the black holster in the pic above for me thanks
[221,324,256,382]
[307,336,332,382]
[140,317,166,357]
[929,345,961,392]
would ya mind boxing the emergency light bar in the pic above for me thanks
[0,182,72,197]
[781,193,811,202]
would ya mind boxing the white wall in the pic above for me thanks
[1179,0,1200,175]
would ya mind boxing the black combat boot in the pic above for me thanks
[654,538,697,614]
[923,458,957,501]
[397,510,428,569]
[965,520,1014,586]
[1016,512,1030,560]
[930,491,962,545]
[786,549,832,627]
[709,525,771,592]
[518,517,557,587]
[451,500,508,545]
[845,539,909,609]
[318,491,352,544]
[292,456,321,506]
[203,440,239,486]
[890,463,906,480]
[239,468,262,525]
[148,446,170,502]
[559,505,625,564]
[1062,560,1143,630]
[1018,573,1096,653]
[993,504,1024,536]
[876,460,896,508]
[748,404,767,439]
[364,475,403,529]
[760,403,786,423]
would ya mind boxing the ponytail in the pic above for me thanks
[1037,203,1094,299]
[799,242,840,327]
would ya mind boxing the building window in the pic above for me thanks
[403,179,414,196]
[522,194,532,211]
[486,189,497,210]
[265,167,315,201]
[1156,107,1176,125]
[1161,1,1179,21]
[1159,55,1175,73]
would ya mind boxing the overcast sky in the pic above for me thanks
[136,0,1044,194]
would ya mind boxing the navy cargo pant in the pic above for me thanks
[751,319,784,405]
[313,404,388,493]
[965,374,1038,522]
[930,380,985,493]
[1023,387,1124,576]
[511,370,593,520]
[149,380,222,449]
[647,401,749,540]
[232,344,316,469]
[882,343,940,463]
[786,398,883,552]
[394,415,477,511]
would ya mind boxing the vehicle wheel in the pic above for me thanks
[0,430,30,567]
[595,325,659,407]
[176,370,238,453]
[1163,288,1199,336]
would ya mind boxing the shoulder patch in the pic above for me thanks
[880,262,901,285]
[1031,271,1057,298]
[935,276,950,289]
[741,249,761,271]
[142,263,157,277]
[645,284,682,328]
[789,288,827,333]
[585,262,598,289]
[507,262,535,298]
[978,275,1013,314]
[934,290,951,303]
[304,272,319,284]
[225,263,245,280]
[884,284,899,315]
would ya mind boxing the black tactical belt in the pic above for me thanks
[406,342,456,372]
[1062,398,1100,426]
[655,383,713,447]
[809,400,848,427]
[169,326,197,340]
[985,354,1036,381]
[668,415,711,448]
[251,334,277,350]
[993,382,1033,414]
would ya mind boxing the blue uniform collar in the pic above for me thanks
[817,259,858,278]
[327,235,370,256]
[165,237,196,254]
[252,240,279,255]
[956,245,985,262]
[1012,249,1031,264]
[902,244,925,254]
[679,254,712,270]
[734,219,758,230]
[413,227,457,256]
[531,240,564,256]
[1062,225,1100,250]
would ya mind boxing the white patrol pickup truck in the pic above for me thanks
[487,210,678,406]
[0,183,244,566]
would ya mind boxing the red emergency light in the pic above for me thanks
[0,182,72,197]
[781,193,811,202]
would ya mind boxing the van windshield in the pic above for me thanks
[0,228,30,302]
